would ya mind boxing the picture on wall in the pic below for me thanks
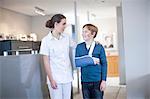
[103,34,114,48]
[101,33,117,51]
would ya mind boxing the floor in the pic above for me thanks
[73,71,126,99]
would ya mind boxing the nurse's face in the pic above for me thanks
[82,26,94,41]
[55,18,67,33]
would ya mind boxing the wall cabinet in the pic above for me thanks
[0,40,41,55]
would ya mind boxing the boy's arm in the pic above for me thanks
[75,55,95,67]
[75,45,95,67]
[99,45,107,81]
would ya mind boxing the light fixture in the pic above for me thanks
[34,6,45,16]
[95,0,105,3]
[101,0,105,3]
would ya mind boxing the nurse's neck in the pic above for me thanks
[52,30,61,40]
[85,39,94,46]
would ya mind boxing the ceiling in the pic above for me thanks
[0,0,121,17]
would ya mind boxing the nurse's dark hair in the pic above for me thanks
[46,14,66,29]
[83,24,98,38]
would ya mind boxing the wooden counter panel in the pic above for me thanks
[107,56,119,77]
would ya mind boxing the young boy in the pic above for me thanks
[75,24,107,99]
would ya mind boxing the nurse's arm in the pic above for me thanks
[43,55,57,89]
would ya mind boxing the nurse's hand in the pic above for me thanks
[50,80,57,89]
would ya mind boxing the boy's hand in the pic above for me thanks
[92,57,100,65]
[100,80,106,91]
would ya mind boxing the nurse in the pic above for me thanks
[40,14,73,99]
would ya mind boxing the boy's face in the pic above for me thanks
[82,27,94,41]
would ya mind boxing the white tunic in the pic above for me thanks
[40,32,73,84]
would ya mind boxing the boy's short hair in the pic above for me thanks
[83,24,98,38]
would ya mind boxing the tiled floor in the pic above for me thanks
[73,71,126,99]
[106,77,120,86]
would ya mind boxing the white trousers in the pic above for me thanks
[48,82,71,99]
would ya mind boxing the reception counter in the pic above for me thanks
[0,54,49,99]
[107,55,119,77]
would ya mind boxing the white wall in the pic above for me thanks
[0,0,3,7]
[148,0,150,96]
[0,8,54,41]
[148,0,150,75]
[91,18,118,56]
[0,8,32,35]
[116,7,126,85]
[122,0,149,98]
[31,15,52,41]
[92,18,117,34]
[77,9,118,46]
[0,8,2,32]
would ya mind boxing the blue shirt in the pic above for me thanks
[75,42,107,82]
